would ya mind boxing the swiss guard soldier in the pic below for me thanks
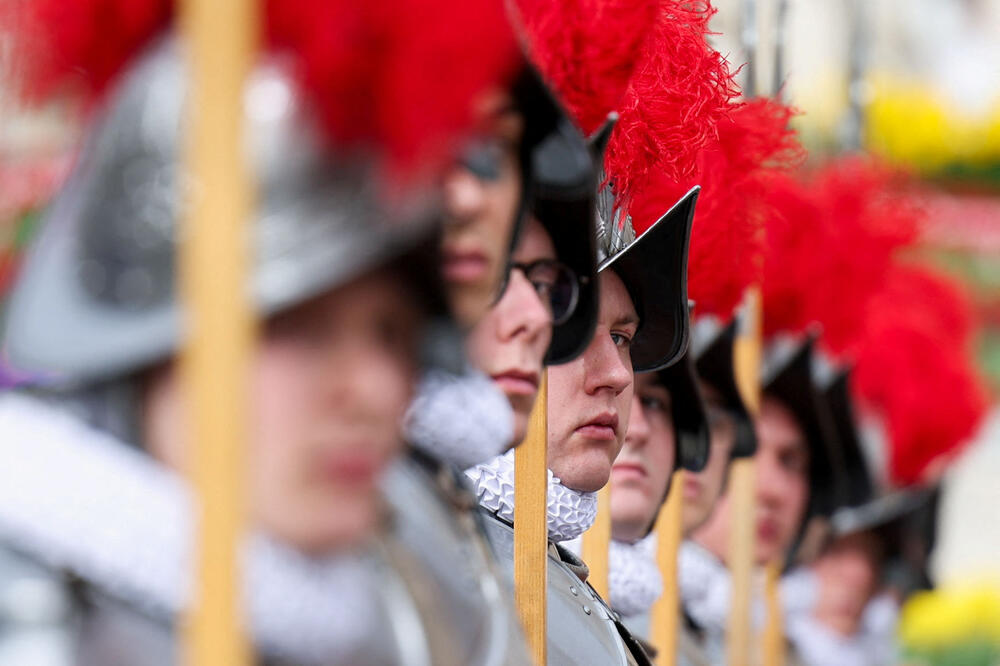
[467,180,700,665]
[687,333,846,663]
[602,305,710,638]
[0,0,531,663]
[382,61,602,666]
[405,67,601,467]
[598,95,799,660]
[783,359,918,666]
[463,1,739,663]
[604,312,749,626]
[784,268,987,666]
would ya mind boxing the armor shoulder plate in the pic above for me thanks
[479,512,638,666]
[381,455,531,666]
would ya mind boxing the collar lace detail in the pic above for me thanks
[609,534,662,618]
[465,450,597,542]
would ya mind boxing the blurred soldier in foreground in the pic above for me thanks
[383,63,601,666]
[0,0,530,663]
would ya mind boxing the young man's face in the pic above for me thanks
[441,93,524,328]
[547,270,638,493]
[144,268,422,554]
[609,372,676,543]
[692,395,810,566]
[811,531,883,636]
[681,381,737,536]
[467,218,555,444]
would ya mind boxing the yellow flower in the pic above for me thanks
[863,72,1000,174]
[899,580,1000,649]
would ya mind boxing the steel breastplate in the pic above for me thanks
[381,453,531,666]
[479,512,643,665]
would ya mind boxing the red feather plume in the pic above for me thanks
[852,265,989,485]
[762,156,919,350]
[265,0,519,168]
[8,0,172,100]
[760,156,987,485]
[630,97,802,316]
[5,0,520,171]
[603,0,740,213]
[513,0,659,136]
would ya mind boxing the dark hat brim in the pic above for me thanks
[513,68,600,365]
[653,346,710,473]
[693,317,758,458]
[830,487,934,539]
[820,368,876,509]
[598,187,698,373]
[762,335,846,518]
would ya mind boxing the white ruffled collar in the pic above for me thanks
[464,450,597,542]
[679,542,830,637]
[0,392,400,665]
[609,534,663,618]
[784,592,899,666]
[678,540,761,634]
[405,365,515,469]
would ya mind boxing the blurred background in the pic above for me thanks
[710,0,1000,394]
[708,1,1000,660]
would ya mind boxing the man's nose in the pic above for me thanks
[584,332,633,395]
[625,392,651,449]
[496,271,552,341]
[443,168,488,221]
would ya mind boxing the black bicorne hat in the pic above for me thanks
[652,303,710,473]
[815,364,875,509]
[653,348,710,474]
[818,362,936,560]
[510,68,600,365]
[691,316,758,459]
[761,334,846,519]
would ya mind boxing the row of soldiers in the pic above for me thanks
[0,0,986,664]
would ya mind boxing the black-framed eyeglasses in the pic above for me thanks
[495,259,580,326]
[460,137,513,182]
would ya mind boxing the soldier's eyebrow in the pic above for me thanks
[614,312,640,330]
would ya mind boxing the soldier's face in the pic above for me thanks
[752,396,811,563]
[145,269,421,554]
[467,219,555,445]
[681,382,737,536]
[547,271,638,493]
[692,395,810,566]
[441,93,524,328]
[610,373,676,543]
[811,531,883,636]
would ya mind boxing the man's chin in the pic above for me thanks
[556,465,611,493]
[753,545,782,568]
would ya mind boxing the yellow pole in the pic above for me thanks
[581,484,612,599]
[728,287,762,666]
[515,371,549,665]
[650,469,685,665]
[762,560,785,666]
[179,0,257,663]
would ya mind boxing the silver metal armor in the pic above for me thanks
[478,512,647,665]
[381,454,532,666]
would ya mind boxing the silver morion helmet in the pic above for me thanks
[3,39,446,386]
[595,185,699,373]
